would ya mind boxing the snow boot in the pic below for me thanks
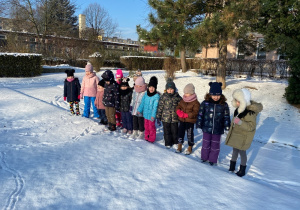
[104,123,111,131]
[185,146,193,155]
[129,130,138,139]
[175,143,182,153]
[137,131,144,139]
[236,165,247,177]
[110,124,116,131]
[229,160,236,172]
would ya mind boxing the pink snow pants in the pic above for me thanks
[144,119,156,143]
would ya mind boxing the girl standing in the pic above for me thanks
[129,76,147,139]
[137,76,160,143]
[156,78,182,149]
[225,88,263,177]
[196,82,231,165]
[64,69,81,115]
[176,83,200,155]
[119,77,133,135]
[80,63,100,118]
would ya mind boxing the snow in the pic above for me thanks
[0,68,299,209]
[0,52,42,57]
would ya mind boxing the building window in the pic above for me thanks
[0,35,5,40]
[236,40,245,59]
[257,38,266,59]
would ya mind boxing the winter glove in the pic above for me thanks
[234,117,242,125]
[156,118,161,126]
[64,97,66,101]
[176,109,184,118]
[196,128,202,134]
[182,112,188,118]
[78,95,80,100]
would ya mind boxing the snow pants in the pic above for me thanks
[115,111,122,127]
[201,132,221,163]
[105,106,116,125]
[178,121,194,146]
[132,115,145,132]
[121,111,133,131]
[162,122,178,147]
[144,119,156,143]
[83,96,99,118]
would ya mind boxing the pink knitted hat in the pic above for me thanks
[85,63,93,72]
[116,69,123,79]
[135,76,145,86]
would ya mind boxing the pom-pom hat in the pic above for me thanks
[165,78,176,90]
[148,76,158,89]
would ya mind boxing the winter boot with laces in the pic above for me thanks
[137,131,144,139]
[185,146,193,155]
[236,165,247,177]
[175,144,182,153]
[129,130,138,139]
[229,160,236,172]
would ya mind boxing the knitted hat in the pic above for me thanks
[135,76,146,86]
[232,88,252,114]
[116,69,123,79]
[184,83,195,94]
[120,77,130,87]
[65,69,75,77]
[148,76,158,89]
[165,78,176,90]
[85,63,93,72]
[98,79,105,87]
[209,82,222,95]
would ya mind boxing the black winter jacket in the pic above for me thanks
[64,78,81,102]
[120,88,133,112]
[103,81,120,109]
[196,99,230,135]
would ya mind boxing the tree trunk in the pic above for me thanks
[217,44,227,89]
[180,49,187,73]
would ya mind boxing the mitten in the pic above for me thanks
[234,117,242,125]
[176,109,184,118]
[182,112,188,118]
[156,119,161,126]
[64,97,66,101]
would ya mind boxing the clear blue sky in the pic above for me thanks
[75,0,151,41]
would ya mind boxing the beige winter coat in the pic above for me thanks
[225,101,263,150]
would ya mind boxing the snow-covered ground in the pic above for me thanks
[0,68,299,209]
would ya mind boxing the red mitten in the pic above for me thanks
[78,95,80,100]
[176,109,184,118]
[64,97,66,101]
[182,112,188,118]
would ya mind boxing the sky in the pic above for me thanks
[75,0,151,41]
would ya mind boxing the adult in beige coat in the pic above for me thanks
[225,88,263,177]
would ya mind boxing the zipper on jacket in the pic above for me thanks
[212,104,216,134]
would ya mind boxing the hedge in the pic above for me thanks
[0,53,43,77]
[120,56,165,70]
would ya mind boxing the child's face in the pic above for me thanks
[236,100,240,107]
[121,86,128,90]
[85,71,91,75]
[211,95,221,101]
[167,88,174,94]
[105,81,110,85]
[148,86,155,93]
[116,78,121,82]
[184,93,192,97]
[98,85,104,91]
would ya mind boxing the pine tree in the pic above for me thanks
[137,0,205,72]
[256,0,300,104]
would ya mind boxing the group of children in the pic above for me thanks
[64,63,263,177]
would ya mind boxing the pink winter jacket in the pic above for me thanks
[80,73,100,98]
[95,90,105,109]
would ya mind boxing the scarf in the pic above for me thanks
[120,88,132,96]
[134,84,147,93]
[147,89,157,97]
[67,78,75,82]
[183,94,197,102]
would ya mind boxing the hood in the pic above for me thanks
[247,101,263,114]
[101,70,114,81]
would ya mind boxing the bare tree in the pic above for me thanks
[82,3,118,39]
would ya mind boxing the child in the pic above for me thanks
[133,69,142,83]
[176,83,200,155]
[225,88,263,177]
[137,76,160,143]
[119,77,133,135]
[129,76,147,139]
[101,70,120,131]
[156,78,182,149]
[64,69,81,115]
[80,63,100,118]
[95,79,108,125]
[196,82,231,165]
[115,69,123,128]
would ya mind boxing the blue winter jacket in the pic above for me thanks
[196,99,231,135]
[137,92,160,120]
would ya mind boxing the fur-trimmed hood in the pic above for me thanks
[232,88,251,114]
